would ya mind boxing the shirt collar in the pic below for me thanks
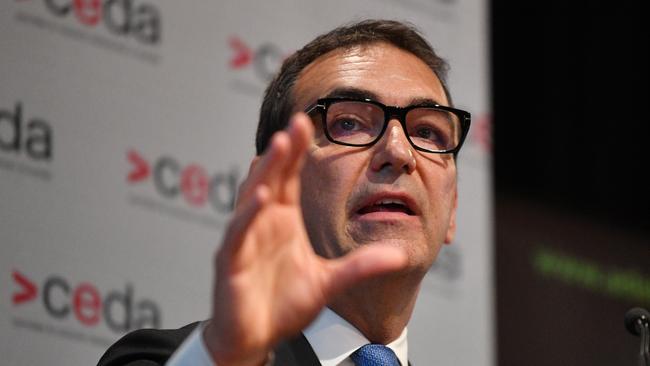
[303,307,408,366]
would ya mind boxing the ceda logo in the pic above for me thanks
[228,35,291,95]
[12,269,161,333]
[25,0,162,44]
[127,149,239,216]
[13,0,163,63]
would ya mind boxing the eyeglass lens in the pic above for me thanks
[325,101,461,152]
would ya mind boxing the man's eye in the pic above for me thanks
[339,119,358,131]
[416,126,439,141]
[330,117,368,133]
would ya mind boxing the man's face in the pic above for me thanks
[293,42,458,275]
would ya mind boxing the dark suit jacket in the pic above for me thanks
[97,322,320,366]
[98,323,412,365]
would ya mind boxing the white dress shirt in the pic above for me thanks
[166,307,408,365]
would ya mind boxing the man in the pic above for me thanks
[98,19,470,366]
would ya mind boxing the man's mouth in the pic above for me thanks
[357,198,415,216]
[353,193,420,220]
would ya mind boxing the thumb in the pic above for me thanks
[321,245,408,298]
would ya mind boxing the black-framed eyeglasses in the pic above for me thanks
[305,97,471,154]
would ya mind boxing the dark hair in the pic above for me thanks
[255,19,451,155]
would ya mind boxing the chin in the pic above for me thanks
[353,233,438,271]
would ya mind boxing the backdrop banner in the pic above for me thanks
[0,1,491,365]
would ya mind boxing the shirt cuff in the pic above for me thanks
[166,322,215,366]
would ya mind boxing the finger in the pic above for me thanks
[284,113,314,177]
[321,245,408,298]
[237,131,291,205]
[219,184,271,260]
[281,113,314,204]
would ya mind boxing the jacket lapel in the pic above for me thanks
[273,332,412,366]
[274,333,321,366]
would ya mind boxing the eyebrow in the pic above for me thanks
[408,97,444,107]
[323,87,380,101]
[322,87,444,107]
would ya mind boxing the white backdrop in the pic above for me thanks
[0,1,492,365]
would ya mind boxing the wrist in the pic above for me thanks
[202,321,270,366]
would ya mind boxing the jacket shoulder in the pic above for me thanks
[97,322,200,366]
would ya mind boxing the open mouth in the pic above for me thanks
[357,198,416,216]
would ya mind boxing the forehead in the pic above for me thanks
[293,42,448,111]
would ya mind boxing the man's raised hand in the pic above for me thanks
[203,113,407,366]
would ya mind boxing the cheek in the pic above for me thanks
[422,171,457,220]
[301,158,344,213]
[300,159,332,219]
[300,153,362,228]
[299,157,353,258]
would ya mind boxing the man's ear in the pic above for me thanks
[444,187,458,245]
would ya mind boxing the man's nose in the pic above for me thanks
[369,120,416,174]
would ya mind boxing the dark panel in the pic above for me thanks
[492,0,650,365]
[492,0,650,231]
[496,197,649,366]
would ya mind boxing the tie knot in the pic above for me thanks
[350,344,401,366]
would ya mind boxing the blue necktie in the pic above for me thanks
[350,344,401,366]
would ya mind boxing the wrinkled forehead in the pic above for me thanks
[292,42,448,113]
